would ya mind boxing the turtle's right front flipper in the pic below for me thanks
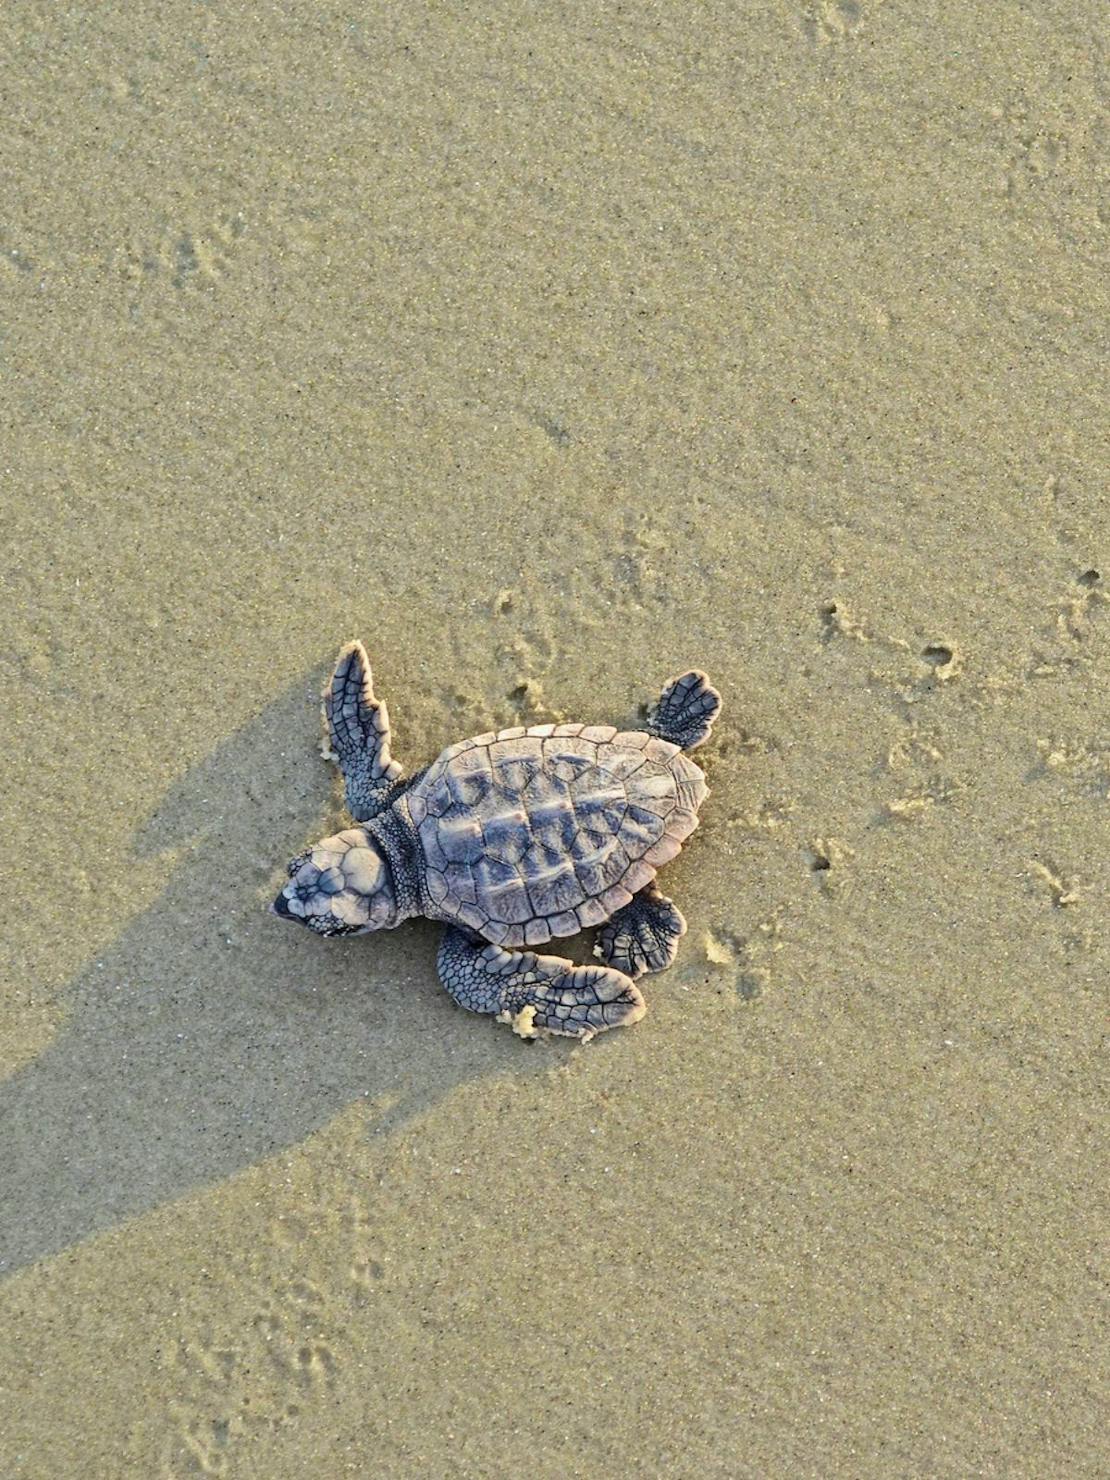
[437,928,646,1041]
[324,640,404,820]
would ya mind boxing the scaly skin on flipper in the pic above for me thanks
[595,883,686,980]
[324,641,404,820]
[645,670,722,752]
[274,649,722,1041]
[437,927,646,1040]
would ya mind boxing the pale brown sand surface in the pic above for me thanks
[1,2,1106,1475]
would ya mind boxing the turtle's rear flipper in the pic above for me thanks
[437,928,646,1041]
[324,641,404,820]
[595,884,686,979]
[645,670,721,751]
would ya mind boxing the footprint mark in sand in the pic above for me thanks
[1029,568,1106,678]
[486,585,554,669]
[525,408,573,448]
[174,1411,236,1475]
[120,210,247,295]
[820,592,969,705]
[341,1191,391,1305]
[504,677,563,725]
[1023,858,1094,967]
[166,1264,343,1474]
[880,721,956,822]
[1053,568,1106,644]
[295,1340,337,1388]
[802,836,855,893]
[1030,734,1110,801]
[350,1255,387,1304]
[162,1173,401,1475]
[607,509,678,613]
[703,914,785,1001]
[995,100,1066,204]
[440,672,564,737]
[919,642,961,681]
[724,795,795,835]
[447,584,558,718]
[1,244,35,277]
[1026,858,1081,910]
[802,0,879,45]
[819,599,869,642]
[817,604,963,820]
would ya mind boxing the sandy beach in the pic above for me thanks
[1,1,1106,1474]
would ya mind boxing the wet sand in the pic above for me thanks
[1,2,1106,1475]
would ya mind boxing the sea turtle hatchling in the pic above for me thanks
[272,643,721,1040]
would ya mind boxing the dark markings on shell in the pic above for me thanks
[407,724,708,947]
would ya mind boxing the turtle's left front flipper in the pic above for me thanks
[324,640,404,820]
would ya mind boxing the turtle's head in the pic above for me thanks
[270,827,399,937]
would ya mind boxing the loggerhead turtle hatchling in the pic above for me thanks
[271,643,721,1040]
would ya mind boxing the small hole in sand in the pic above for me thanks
[810,854,831,872]
[1078,569,1100,588]
[921,643,953,667]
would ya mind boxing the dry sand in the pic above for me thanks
[1,2,1106,1475]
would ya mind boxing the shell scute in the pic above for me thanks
[644,735,680,765]
[438,815,484,864]
[644,835,682,867]
[622,802,668,852]
[408,793,428,826]
[493,888,534,926]
[549,753,595,786]
[622,860,654,893]
[570,858,608,899]
[600,883,634,914]
[446,766,493,810]
[494,756,542,795]
[526,863,582,917]
[482,806,529,844]
[444,863,478,904]
[597,843,631,888]
[576,897,609,928]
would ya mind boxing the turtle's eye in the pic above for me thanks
[287,849,311,877]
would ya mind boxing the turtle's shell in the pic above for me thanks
[405,723,708,947]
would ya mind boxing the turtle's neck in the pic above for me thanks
[363,778,426,923]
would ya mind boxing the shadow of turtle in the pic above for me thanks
[0,670,554,1276]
